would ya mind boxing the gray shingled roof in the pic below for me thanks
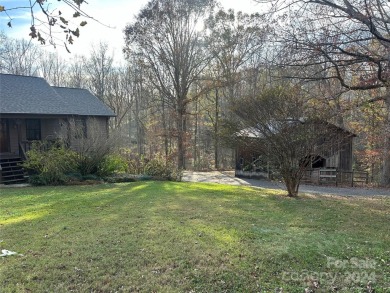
[53,87,115,117]
[0,74,115,117]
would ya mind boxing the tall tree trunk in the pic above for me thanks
[335,100,344,127]
[177,102,186,170]
[135,85,143,156]
[161,97,169,160]
[381,94,390,186]
[193,99,198,169]
[214,88,219,170]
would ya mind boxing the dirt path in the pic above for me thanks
[182,171,390,197]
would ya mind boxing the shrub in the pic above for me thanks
[66,118,122,176]
[97,154,127,177]
[193,155,213,171]
[143,155,182,181]
[143,155,171,178]
[76,154,100,176]
[169,167,183,182]
[28,174,48,186]
[118,149,181,181]
[23,141,77,185]
[119,149,145,175]
[74,153,126,178]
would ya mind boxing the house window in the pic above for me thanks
[26,119,41,141]
[74,118,87,139]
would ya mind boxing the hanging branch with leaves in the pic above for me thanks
[0,0,96,51]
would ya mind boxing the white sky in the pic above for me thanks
[0,0,264,63]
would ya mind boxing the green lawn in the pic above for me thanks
[0,182,389,292]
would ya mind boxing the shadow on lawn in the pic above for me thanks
[2,181,388,234]
[1,181,389,292]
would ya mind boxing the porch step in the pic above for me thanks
[0,156,26,185]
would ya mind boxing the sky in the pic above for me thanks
[0,0,264,63]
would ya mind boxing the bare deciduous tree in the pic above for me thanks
[124,0,216,169]
[84,42,113,102]
[106,66,134,130]
[39,52,67,86]
[65,55,86,88]
[205,9,268,168]
[0,36,41,75]
[260,0,390,186]
[231,84,345,197]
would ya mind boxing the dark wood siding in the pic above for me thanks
[0,115,110,156]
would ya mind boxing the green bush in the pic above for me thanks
[143,156,181,180]
[75,153,126,177]
[28,174,48,186]
[139,154,182,181]
[97,154,127,177]
[118,149,181,181]
[119,149,145,175]
[23,140,129,185]
[23,141,77,185]
[144,155,171,178]
[76,155,99,176]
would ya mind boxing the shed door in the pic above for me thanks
[0,119,10,153]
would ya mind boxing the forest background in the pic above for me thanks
[1,0,389,186]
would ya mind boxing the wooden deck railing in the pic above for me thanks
[19,139,64,160]
[18,142,28,161]
[20,140,34,154]
[302,169,369,187]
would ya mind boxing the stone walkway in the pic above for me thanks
[182,171,390,197]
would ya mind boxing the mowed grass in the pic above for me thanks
[0,182,389,292]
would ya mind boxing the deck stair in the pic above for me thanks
[0,156,27,185]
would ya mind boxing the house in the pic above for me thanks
[235,122,358,184]
[0,73,115,184]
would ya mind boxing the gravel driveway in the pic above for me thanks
[182,171,390,197]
